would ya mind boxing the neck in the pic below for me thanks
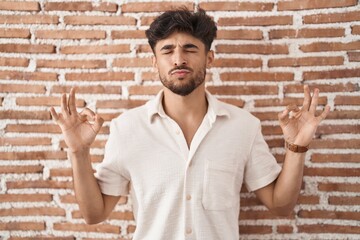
[162,83,207,123]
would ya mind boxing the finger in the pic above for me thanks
[61,93,70,117]
[302,85,311,111]
[278,108,290,126]
[49,107,59,121]
[93,114,104,133]
[316,105,331,122]
[309,88,319,115]
[79,108,96,121]
[68,87,77,115]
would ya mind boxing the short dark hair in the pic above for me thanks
[145,7,217,53]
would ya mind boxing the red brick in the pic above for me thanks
[0,207,65,217]
[311,154,360,163]
[255,96,327,107]
[334,96,360,105]
[277,225,293,234]
[199,2,273,11]
[112,30,146,39]
[298,224,360,234]
[217,29,263,40]
[239,225,272,234]
[0,1,40,11]
[122,2,194,12]
[304,167,360,177]
[7,180,73,189]
[269,28,344,39]
[65,72,134,81]
[310,139,360,149]
[97,99,146,109]
[0,110,51,120]
[0,15,59,24]
[318,183,360,192]
[240,210,294,220]
[268,56,344,67]
[303,11,360,24]
[128,85,163,96]
[0,28,31,38]
[53,222,120,234]
[0,44,55,53]
[216,44,288,54]
[220,72,294,81]
[262,125,282,135]
[0,165,43,174]
[298,195,320,205]
[207,85,278,95]
[50,168,72,177]
[60,44,130,54]
[303,68,360,80]
[299,210,360,220]
[328,196,360,205]
[0,222,45,231]
[16,96,85,107]
[37,59,106,69]
[5,124,61,134]
[36,30,105,40]
[127,225,136,234]
[0,57,29,67]
[218,16,292,26]
[10,237,74,240]
[284,83,358,94]
[300,40,360,52]
[0,84,45,93]
[0,151,67,160]
[64,15,135,25]
[348,51,360,61]
[0,70,57,81]
[0,137,51,146]
[212,58,262,68]
[278,0,357,10]
[0,194,52,202]
[51,85,121,95]
[44,2,117,12]
[113,58,152,67]
[352,25,360,35]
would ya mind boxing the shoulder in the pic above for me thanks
[218,100,261,127]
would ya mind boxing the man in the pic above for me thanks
[49,8,330,240]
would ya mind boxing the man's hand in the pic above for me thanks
[49,88,104,153]
[278,85,330,147]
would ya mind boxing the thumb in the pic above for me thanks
[93,114,104,133]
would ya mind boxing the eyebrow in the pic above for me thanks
[160,43,199,51]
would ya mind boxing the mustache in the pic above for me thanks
[168,66,193,75]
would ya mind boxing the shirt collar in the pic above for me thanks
[146,89,230,124]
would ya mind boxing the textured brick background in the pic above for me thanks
[0,0,359,239]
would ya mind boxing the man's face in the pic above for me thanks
[152,31,214,96]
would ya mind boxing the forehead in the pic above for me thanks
[155,32,205,51]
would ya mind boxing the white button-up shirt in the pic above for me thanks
[95,90,281,240]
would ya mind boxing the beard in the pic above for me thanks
[159,65,207,96]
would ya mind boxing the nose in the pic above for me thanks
[173,50,187,66]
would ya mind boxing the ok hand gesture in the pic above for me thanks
[278,85,330,148]
[50,88,104,153]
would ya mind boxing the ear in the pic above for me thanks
[206,50,214,68]
[152,55,158,73]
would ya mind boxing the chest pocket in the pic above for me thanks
[202,159,237,211]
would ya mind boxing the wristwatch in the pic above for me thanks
[285,141,308,153]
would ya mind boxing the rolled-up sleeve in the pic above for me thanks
[94,119,129,196]
[244,124,282,192]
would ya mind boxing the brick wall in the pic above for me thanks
[0,0,359,239]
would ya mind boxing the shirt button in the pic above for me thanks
[186,228,192,234]
[186,194,191,201]
[175,129,181,135]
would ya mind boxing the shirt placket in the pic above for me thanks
[166,114,214,239]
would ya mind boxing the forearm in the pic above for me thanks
[272,150,305,213]
[69,149,106,224]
